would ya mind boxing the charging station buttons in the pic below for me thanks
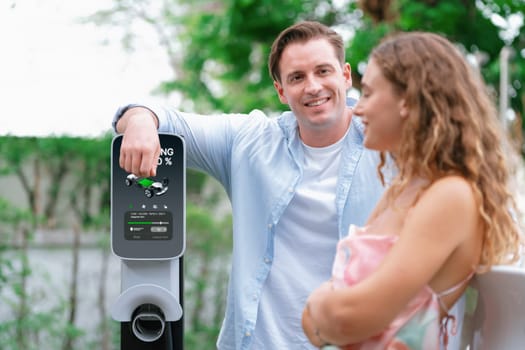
[125,211,173,240]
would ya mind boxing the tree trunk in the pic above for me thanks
[97,244,111,350]
[15,225,30,350]
[43,159,68,228]
[62,222,81,350]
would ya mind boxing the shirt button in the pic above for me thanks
[268,223,272,228]
[245,331,251,337]
[288,187,293,192]
[264,258,271,264]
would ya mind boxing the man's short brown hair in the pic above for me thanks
[268,21,345,83]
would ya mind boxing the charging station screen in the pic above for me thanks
[125,211,172,240]
[112,133,185,259]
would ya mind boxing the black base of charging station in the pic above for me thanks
[121,320,184,350]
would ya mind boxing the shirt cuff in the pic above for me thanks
[112,104,161,133]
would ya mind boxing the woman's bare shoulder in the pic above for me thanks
[423,175,477,209]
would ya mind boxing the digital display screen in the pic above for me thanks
[125,211,173,240]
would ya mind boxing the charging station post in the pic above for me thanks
[110,133,185,349]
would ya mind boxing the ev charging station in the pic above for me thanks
[110,133,185,349]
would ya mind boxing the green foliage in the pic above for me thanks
[184,198,232,348]
[353,0,525,153]
[0,198,30,292]
[0,134,113,228]
[0,134,114,349]
[0,303,84,350]
[346,21,391,83]
[0,136,36,175]
[67,133,112,228]
[0,204,82,350]
[88,0,525,155]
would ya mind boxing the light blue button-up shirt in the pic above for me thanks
[113,104,385,349]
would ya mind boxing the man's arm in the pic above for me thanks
[116,107,160,177]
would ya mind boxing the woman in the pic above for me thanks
[302,31,523,349]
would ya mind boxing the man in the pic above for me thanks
[114,21,390,349]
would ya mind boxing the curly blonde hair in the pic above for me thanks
[370,31,523,268]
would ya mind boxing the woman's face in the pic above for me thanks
[354,58,407,153]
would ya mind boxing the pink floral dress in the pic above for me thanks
[331,225,471,350]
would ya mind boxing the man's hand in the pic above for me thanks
[116,107,160,177]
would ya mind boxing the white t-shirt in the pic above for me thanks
[251,138,344,349]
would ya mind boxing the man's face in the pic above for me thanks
[354,58,407,153]
[274,38,352,147]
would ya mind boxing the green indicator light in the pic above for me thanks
[138,178,155,187]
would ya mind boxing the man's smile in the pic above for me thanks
[304,97,330,107]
